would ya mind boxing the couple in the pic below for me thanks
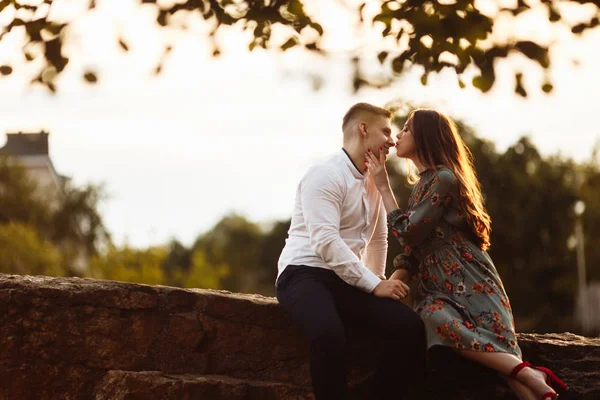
[275,103,568,400]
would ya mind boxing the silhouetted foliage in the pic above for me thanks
[1,1,598,94]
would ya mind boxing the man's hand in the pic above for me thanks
[372,279,410,301]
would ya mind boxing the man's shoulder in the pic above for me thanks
[301,153,347,189]
[305,153,346,178]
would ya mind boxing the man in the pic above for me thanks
[276,103,426,399]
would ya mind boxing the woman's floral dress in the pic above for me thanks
[388,167,521,357]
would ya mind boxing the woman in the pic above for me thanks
[365,109,568,400]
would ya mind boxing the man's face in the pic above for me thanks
[364,116,395,158]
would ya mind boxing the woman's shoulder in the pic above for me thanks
[431,165,457,186]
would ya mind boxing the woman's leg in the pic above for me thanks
[502,376,538,400]
[456,349,556,400]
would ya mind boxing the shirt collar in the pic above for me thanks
[341,148,366,180]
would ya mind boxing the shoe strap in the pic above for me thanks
[510,361,531,379]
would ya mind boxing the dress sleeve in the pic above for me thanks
[392,251,420,277]
[387,169,456,248]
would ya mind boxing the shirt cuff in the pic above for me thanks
[356,269,382,293]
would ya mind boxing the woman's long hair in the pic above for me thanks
[406,109,491,250]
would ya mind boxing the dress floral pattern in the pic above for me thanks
[388,167,521,357]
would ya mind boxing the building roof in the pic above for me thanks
[0,131,50,156]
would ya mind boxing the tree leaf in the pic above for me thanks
[548,6,561,22]
[514,41,549,68]
[382,24,391,36]
[473,75,493,93]
[377,51,389,64]
[309,22,324,36]
[358,3,366,23]
[281,37,299,51]
[83,71,97,83]
[0,65,13,75]
[0,0,10,13]
[391,53,409,74]
[515,72,527,97]
[157,11,167,27]
[572,23,586,34]
[46,81,56,93]
[119,39,129,52]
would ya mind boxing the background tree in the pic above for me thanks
[176,249,230,290]
[0,156,108,274]
[161,239,193,286]
[0,156,52,233]
[51,182,111,257]
[0,221,65,276]
[0,0,598,95]
[257,220,292,295]
[192,213,265,293]
[88,245,167,286]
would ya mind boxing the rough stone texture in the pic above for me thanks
[95,371,313,400]
[0,273,598,399]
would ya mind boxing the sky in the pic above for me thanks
[0,0,598,248]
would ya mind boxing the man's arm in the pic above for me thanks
[301,166,381,293]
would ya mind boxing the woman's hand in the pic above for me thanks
[390,268,412,284]
[365,148,391,192]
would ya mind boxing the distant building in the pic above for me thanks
[0,131,88,272]
[0,131,69,199]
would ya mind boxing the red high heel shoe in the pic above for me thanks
[510,361,569,400]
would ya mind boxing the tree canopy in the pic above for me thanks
[0,0,598,95]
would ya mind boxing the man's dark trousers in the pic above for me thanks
[276,265,426,400]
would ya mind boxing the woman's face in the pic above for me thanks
[395,118,416,158]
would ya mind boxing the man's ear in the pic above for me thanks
[359,122,368,137]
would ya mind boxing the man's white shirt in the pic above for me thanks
[277,149,388,293]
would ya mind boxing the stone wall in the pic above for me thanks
[0,274,598,399]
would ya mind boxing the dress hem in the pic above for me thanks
[427,343,522,360]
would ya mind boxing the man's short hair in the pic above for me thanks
[342,102,392,131]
